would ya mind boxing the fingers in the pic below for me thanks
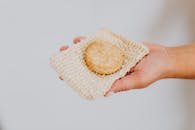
[59,45,69,52]
[73,36,86,44]
[59,36,85,52]
[105,72,144,96]
[59,76,64,80]
[58,45,69,80]
[58,36,85,80]
[59,46,68,80]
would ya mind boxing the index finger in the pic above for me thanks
[73,36,86,44]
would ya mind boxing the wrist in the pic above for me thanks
[157,46,176,79]
[164,46,179,78]
[165,45,192,79]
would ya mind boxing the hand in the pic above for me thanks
[105,43,172,96]
[59,36,86,51]
[59,37,172,97]
[58,36,85,80]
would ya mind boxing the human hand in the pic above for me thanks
[58,36,85,80]
[105,43,172,96]
[59,37,172,97]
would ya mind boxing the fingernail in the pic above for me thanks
[59,76,64,80]
[105,91,115,97]
[73,38,80,44]
[77,39,81,43]
[60,46,68,52]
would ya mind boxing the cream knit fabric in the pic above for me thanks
[50,29,149,100]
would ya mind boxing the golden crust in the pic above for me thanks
[84,41,125,75]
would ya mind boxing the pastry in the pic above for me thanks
[84,41,125,75]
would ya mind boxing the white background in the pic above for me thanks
[0,0,195,130]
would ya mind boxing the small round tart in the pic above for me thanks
[84,41,125,75]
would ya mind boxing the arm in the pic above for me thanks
[167,43,195,79]
[59,38,195,96]
[106,42,195,95]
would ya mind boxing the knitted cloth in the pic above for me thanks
[50,29,149,100]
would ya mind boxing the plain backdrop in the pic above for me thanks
[0,0,195,130]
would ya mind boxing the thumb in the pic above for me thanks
[106,72,144,95]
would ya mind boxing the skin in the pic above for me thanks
[59,37,195,96]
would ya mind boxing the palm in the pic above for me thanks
[108,43,171,93]
[133,43,170,86]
